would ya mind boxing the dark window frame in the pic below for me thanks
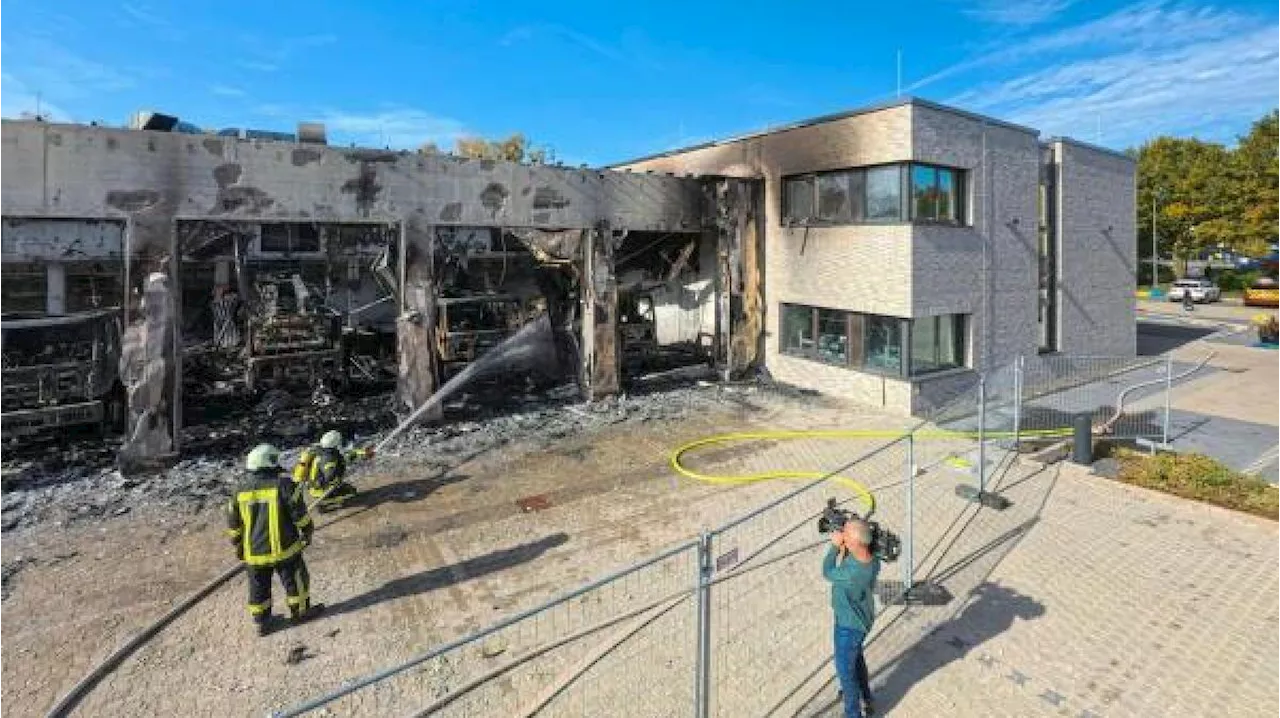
[780,162,966,227]
[906,314,967,376]
[780,302,969,378]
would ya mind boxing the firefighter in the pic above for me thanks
[293,430,373,512]
[226,443,323,636]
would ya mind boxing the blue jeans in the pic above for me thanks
[834,625,871,718]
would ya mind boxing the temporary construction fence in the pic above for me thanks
[272,353,1187,718]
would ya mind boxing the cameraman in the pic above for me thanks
[824,518,881,718]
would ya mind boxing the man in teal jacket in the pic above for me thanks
[823,518,881,717]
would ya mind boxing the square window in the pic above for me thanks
[817,173,852,222]
[780,304,815,357]
[783,177,815,222]
[817,308,849,364]
[909,315,966,375]
[912,165,938,221]
[864,314,903,374]
[865,166,903,221]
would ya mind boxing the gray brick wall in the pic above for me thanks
[1053,139,1137,357]
[610,102,1136,414]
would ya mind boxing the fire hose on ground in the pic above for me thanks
[50,350,1208,716]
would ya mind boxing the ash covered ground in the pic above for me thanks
[0,368,810,539]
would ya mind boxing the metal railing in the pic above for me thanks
[273,353,1181,717]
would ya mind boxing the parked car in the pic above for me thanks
[1167,278,1221,304]
[1244,276,1280,308]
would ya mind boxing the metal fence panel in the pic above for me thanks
[278,353,1177,717]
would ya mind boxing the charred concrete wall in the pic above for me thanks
[1,120,711,459]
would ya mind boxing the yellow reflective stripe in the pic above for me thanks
[267,493,281,558]
[248,601,270,615]
[224,528,242,536]
[241,540,303,566]
[237,497,254,561]
[295,514,312,528]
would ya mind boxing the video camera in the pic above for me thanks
[817,498,901,563]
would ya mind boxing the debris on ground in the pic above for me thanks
[0,370,812,533]
[1,555,37,601]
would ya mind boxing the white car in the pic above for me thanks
[1167,278,1221,303]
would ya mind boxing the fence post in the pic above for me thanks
[695,531,712,718]
[1162,354,1173,447]
[1012,355,1023,452]
[977,374,987,495]
[903,435,915,600]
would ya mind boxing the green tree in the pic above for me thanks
[1231,111,1279,257]
[1134,109,1279,279]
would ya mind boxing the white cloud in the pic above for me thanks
[499,24,661,71]
[909,1,1253,93]
[237,33,337,73]
[0,72,72,121]
[6,39,136,100]
[320,108,468,149]
[210,84,247,98]
[963,0,1077,26]
[901,1,1278,146]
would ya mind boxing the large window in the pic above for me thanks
[909,314,966,375]
[912,164,961,222]
[782,163,964,225]
[865,166,904,221]
[780,303,968,377]
[864,314,903,374]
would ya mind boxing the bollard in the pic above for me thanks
[1071,412,1093,465]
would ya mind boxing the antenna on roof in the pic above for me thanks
[896,50,902,98]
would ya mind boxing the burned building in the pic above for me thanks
[1,119,765,464]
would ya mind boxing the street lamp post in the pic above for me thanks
[1151,189,1164,290]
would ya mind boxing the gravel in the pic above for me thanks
[0,368,813,535]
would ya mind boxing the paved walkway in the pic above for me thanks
[798,459,1279,717]
[1131,313,1280,481]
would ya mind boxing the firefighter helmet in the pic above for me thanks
[246,443,282,471]
[319,430,343,449]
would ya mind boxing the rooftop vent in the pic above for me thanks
[297,122,327,145]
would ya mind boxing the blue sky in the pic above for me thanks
[2,0,1277,165]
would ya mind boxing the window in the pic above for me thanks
[817,173,852,222]
[910,164,962,223]
[864,314,903,374]
[865,166,903,221]
[909,315,966,375]
[783,176,814,222]
[780,303,969,377]
[780,303,815,357]
[781,163,965,225]
[816,309,849,364]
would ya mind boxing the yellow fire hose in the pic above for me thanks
[669,426,1075,516]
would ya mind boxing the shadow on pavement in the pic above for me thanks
[1137,321,1217,356]
[795,459,1060,717]
[321,532,570,620]
[870,582,1046,715]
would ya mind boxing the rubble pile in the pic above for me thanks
[0,373,809,534]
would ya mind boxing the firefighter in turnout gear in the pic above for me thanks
[292,430,373,512]
[227,444,324,635]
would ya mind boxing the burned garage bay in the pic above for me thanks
[1,118,764,478]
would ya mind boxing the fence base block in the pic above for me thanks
[954,485,1012,510]
[885,581,953,607]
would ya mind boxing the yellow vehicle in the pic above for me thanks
[1244,277,1279,308]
